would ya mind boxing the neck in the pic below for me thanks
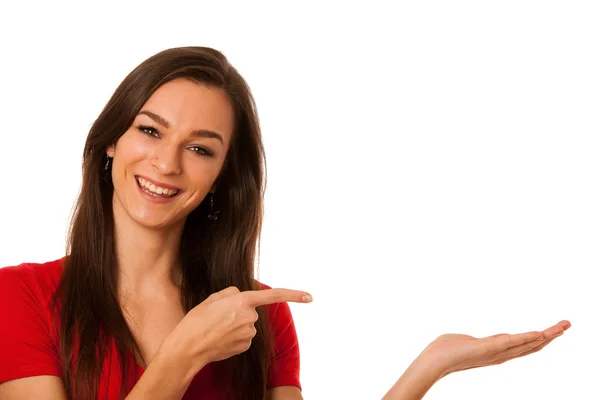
[112,197,184,300]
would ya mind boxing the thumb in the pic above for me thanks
[203,286,240,304]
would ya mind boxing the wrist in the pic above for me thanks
[125,338,204,400]
[159,331,208,382]
[418,343,455,379]
[382,354,445,400]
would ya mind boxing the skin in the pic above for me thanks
[108,77,235,297]
[106,78,237,372]
[0,79,308,400]
[105,78,308,399]
[127,287,311,399]
[0,78,570,400]
[382,320,571,399]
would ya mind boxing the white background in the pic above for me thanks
[0,1,598,399]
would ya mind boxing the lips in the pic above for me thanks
[135,175,181,198]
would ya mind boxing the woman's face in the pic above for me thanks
[107,78,234,229]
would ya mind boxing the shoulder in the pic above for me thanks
[0,257,64,280]
[0,257,65,318]
[0,257,64,301]
[0,258,65,383]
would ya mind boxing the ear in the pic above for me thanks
[106,144,115,158]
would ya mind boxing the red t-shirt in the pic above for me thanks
[0,258,301,399]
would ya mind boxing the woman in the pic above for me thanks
[0,46,570,400]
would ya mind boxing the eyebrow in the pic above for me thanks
[137,110,225,144]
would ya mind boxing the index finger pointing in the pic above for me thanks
[244,288,313,307]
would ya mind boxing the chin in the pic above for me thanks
[129,209,180,230]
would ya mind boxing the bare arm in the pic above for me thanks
[267,386,304,400]
[0,333,202,400]
[128,286,310,400]
[381,355,443,400]
[0,287,310,400]
[124,336,204,400]
[0,376,67,400]
[380,320,570,400]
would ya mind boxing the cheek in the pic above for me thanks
[116,131,152,163]
[183,163,221,201]
[188,164,220,190]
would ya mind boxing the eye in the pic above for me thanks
[189,146,214,157]
[138,126,160,138]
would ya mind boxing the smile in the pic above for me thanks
[135,176,180,198]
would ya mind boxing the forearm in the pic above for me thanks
[381,355,444,400]
[125,337,204,400]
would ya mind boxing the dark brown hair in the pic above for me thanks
[54,47,272,399]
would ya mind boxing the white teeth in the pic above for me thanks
[136,177,178,197]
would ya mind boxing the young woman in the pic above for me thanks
[0,46,570,400]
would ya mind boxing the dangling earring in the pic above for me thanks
[207,192,220,221]
[104,155,112,172]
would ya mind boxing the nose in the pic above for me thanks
[151,144,182,175]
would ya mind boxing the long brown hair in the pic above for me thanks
[54,47,272,399]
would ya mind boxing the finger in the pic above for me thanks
[559,320,572,330]
[204,286,240,303]
[490,330,565,365]
[495,325,567,361]
[495,336,546,361]
[488,331,544,351]
[236,323,257,338]
[244,288,313,307]
[542,320,571,339]
[513,328,567,359]
[513,336,558,359]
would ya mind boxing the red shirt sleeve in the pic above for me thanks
[0,264,62,383]
[264,291,302,391]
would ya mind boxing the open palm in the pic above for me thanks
[424,320,571,378]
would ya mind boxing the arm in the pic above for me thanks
[0,377,67,400]
[263,356,441,400]
[0,271,309,399]
[124,335,206,400]
[267,386,304,400]
[130,286,310,400]
[381,355,443,400]
[0,262,205,400]
[0,265,66,400]
[380,320,570,400]
[0,332,203,400]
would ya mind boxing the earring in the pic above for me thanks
[207,193,220,221]
[104,156,111,172]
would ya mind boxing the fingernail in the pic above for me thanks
[303,294,313,302]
